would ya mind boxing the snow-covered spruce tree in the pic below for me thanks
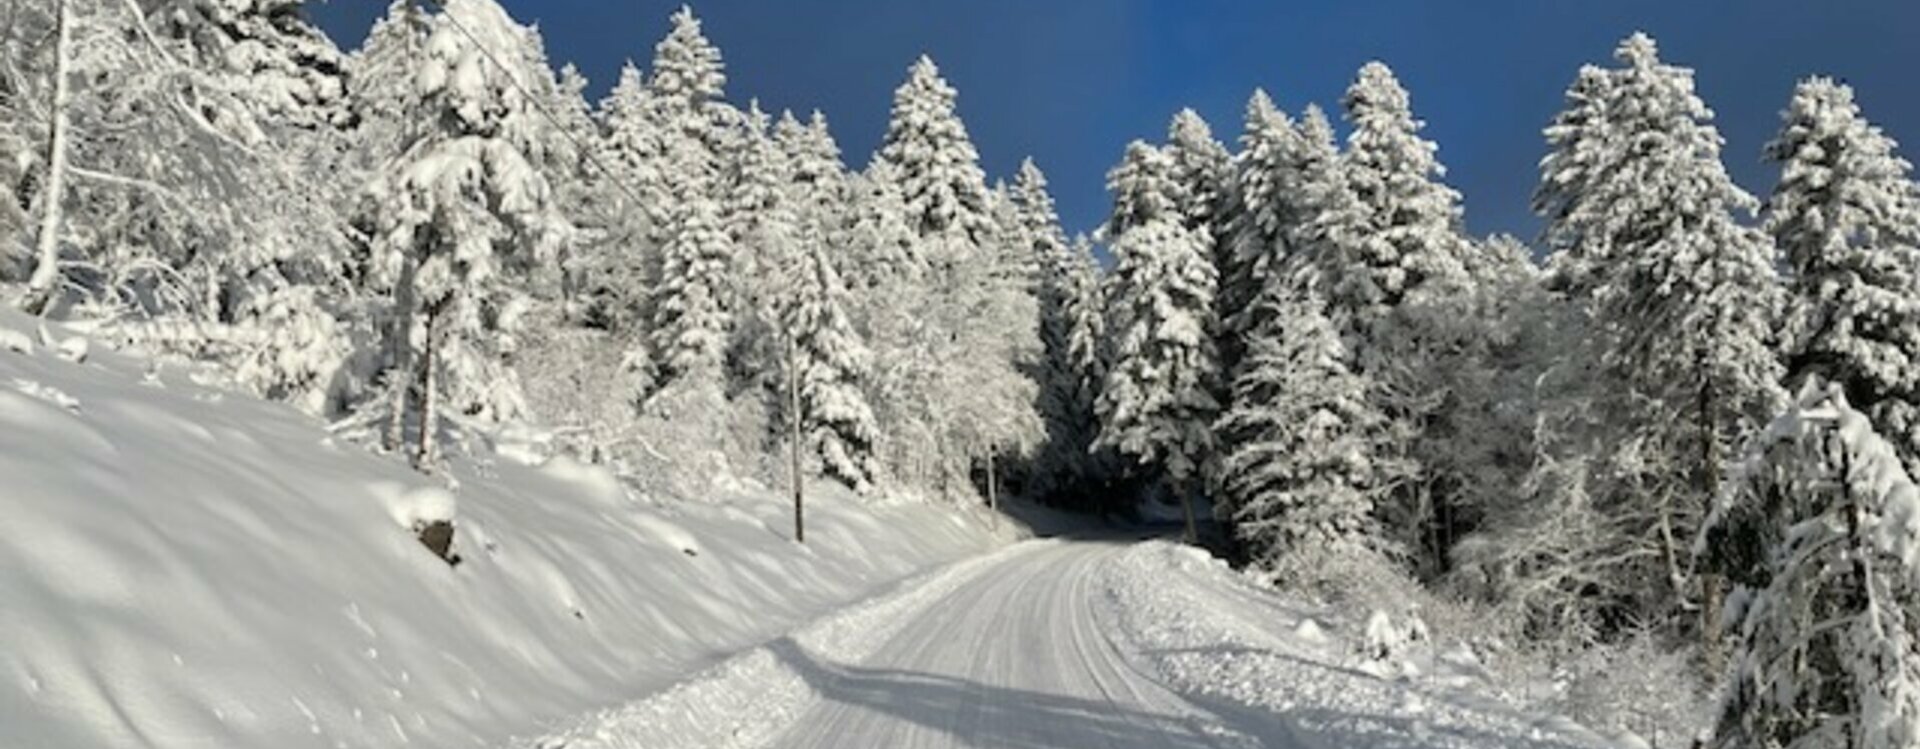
[1010,158,1095,502]
[645,5,730,150]
[780,222,881,493]
[582,61,668,336]
[145,0,349,132]
[1216,285,1388,567]
[867,55,1041,498]
[724,102,789,284]
[843,160,920,292]
[346,0,432,168]
[777,110,851,243]
[1164,108,1233,265]
[1097,140,1222,538]
[648,163,734,390]
[1062,234,1110,415]
[358,0,565,468]
[1284,104,1370,331]
[1700,382,1920,749]
[1532,32,1786,632]
[877,55,995,246]
[1333,62,1470,330]
[1766,77,1920,477]
[1219,90,1302,351]
[1326,62,1488,575]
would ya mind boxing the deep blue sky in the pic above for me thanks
[312,1,1920,242]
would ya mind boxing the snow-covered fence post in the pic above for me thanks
[20,0,71,315]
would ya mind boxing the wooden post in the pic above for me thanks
[21,0,71,315]
[985,447,998,529]
[788,337,804,544]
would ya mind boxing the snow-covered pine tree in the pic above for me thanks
[724,103,785,279]
[1164,108,1233,266]
[780,221,881,493]
[1533,32,1786,628]
[1285,104,1370,332]
[583,61,671,337]
[864,55,1041,498]
[1334,61,1470,331]
[1767,77,1920,476]
[146,0,350,132]
[358,0,566,468]
[1063,233,1118,490]
[843,160,919,291]
[1701,382,1920,749]
[876,55,995,247]
[1216,285,1386,567]
[645,5,729,148]
[648,162,734,389]
[1097,141,1222,539]
[1219,90,1300,351]
[346,0,432,168]
[1010,158,1093,501]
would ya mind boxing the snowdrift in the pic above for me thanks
[0,308,1004,749]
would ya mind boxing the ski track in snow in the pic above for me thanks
[536,538,1610,749]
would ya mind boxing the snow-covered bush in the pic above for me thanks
[1552,632,1713,749]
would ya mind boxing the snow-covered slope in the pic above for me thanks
[0,308,1007,749]
[1102,542,1611,748]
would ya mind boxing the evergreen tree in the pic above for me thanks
[648,168,734,388]
[863,55,1041,498]
[1220,90,1302,349]
[1532,32,1786,628]
[877,55,994,245]
[1097,141,1222,538]
[147,0,350,132]
[1011,158,1092,500]
[1164,108,1233,264]
[1767,77,1920,476]
[1703,382,1920,749]
[843,161,919,291]
[781,223,880,493]
[1285,104,1370,332]
[1334,62,1469,330]
[646,5,727,139]
[359,0,566,467]
[581,62,665,333]
[1217,286,1386,566]
[723,102,791,290]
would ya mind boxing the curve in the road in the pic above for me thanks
[760,540,1260,749]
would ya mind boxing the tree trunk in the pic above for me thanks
[413,303,439,472]
[1179,479,1198,545]
[20,0,72,315]
[1698,349,1724,673]
[788,336,804,544]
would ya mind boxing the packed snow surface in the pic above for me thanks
[0,308,1005,749]
[541,537,1611,749]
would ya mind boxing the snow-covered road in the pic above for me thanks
[539,536,1609,749]
[761,537,1257,749]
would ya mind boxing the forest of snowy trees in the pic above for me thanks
[6,2,1920,746]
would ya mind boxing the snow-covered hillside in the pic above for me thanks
[0,308,1011,749]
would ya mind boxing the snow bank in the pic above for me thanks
[0,308,1006,749]
[1095,541,1611,749]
